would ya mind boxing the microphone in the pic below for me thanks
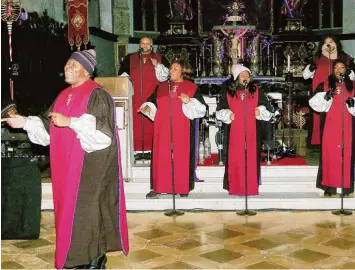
[138,48,143,55]
[243,80,248,88]
[326,44,331,48]
[167,74,171,84]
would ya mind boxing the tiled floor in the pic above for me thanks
[2,211,355,269]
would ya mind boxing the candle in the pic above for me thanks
[287,55,290,72]
[272,50,275,68]
[267,45,270,56]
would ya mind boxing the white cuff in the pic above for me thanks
[139,102,157,121]
[309,92,333,112]
[216,109,233,124]
[256,105,273,121]
[303,64,315,79]
[23,116,50,146]
[69,114,112,153]
[182,98,206,120]
[155,64,169,82]
[120,72,129,77]
[346,98,355,116]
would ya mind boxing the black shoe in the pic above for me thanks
[342,192,351,197]
[135,153,144,160]
[324,191,332,197]
[180,194,189,197]
[87,254,107,269]
[146,191,160,199]
[142,152,152,160]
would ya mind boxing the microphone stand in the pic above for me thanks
[286,72,294,148]
[332,75,352,216]
[138,49,145,161]
[237,82,257,216]
[328,46,331,76]
[164,76,184,217]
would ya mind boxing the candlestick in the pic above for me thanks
[287,55,290,72]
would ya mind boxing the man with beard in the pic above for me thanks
[4,49,129,269]
[119,37,169,161]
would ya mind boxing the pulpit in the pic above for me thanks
[94,76,134,181]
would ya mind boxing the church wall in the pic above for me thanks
[342,0,355,57]
[99,0,114,33]
[342,40,355,57]
[20,0,64,22]
[90,35,117,77]
[19,0,108,30]
[343,0,355,35]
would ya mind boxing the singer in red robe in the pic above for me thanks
[5,50,129,269]
[138,60,207,198]
[119,37,169,158]
[309,60,355,196]
[303,35,355,147]
[216,65,272,196]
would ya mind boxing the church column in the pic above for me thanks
[112,0,132,74]
[343,0,355,34]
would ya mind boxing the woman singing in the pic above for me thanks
[216,65,272,196]
[303,35,355,147]
[139,60,207,199]
[309,60,355,196]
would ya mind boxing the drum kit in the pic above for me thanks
[262,92,296,163]
[199,84,225,165]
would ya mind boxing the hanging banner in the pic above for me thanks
[67,0,89,50]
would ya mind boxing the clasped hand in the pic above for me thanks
[49,112,71,127]
[179,93,190,104]
[229,108,260,121]
[138,105,151,114]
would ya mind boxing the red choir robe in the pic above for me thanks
[39,80,129,268]
[146,80,206,195]
[310,78,355,195]
[217,79,271,196]
[119,52,169,151]
[308,53,352,146]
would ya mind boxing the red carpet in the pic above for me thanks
[199,154,308,166]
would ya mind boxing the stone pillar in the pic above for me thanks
[112,0,131,73]
[99,0,113,32]
[343,0,355,34]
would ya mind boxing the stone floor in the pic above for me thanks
[2,211,355,269]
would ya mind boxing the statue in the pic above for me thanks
[212,31,225,76]
[281,0,309,18]
[167,0,193,22]
[220,25,248,64]
[222,0,247,23]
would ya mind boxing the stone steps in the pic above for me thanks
[41,165,355,211]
